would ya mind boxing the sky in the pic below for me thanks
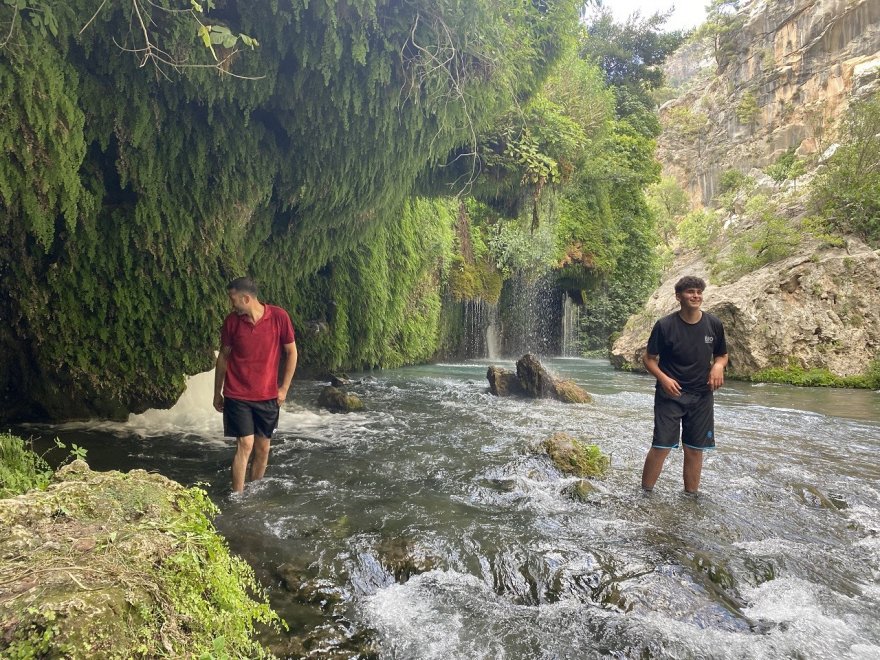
[605,0,708,32]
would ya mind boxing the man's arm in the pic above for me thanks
[213,346,231,412]
[277,342,298,405]
[709,353,728,391]
[643,352,681,397]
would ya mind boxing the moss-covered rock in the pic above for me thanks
[554,379,593,403]
[317,386,365,413]
[0,460,280,658]
[539,432,609,478]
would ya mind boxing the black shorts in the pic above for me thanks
[223,398,280,439]
[652,389,715,451]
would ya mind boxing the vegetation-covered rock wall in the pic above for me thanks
[1,2,676,421]
[0,0,580,421]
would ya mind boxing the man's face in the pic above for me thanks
[227,290,249,315]
[676,287,704,310]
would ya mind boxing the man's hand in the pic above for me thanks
[276,387,288,407]
[660,375,682,397]
[213,393,224,413]
[708,362,725,391]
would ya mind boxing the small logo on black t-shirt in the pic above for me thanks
[704,336,714,343]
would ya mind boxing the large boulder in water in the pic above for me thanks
[516,353,557,398]
[486,354,592,403]
[486,366,523,396]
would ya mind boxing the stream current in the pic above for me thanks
[23,358,880,659]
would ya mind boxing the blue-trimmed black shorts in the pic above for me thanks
[652,389,715,450]
[223,398,280,439]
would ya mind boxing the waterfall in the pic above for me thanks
[485,303,500,359]
[499,272,561,356]
[459,299,500,359]
[561,294,582,357]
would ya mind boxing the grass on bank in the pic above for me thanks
[737,358,880,389]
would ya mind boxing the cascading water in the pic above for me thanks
[561,293,583,357]
[485,302,500,360]
[456,299,501,360]
[499,271,561,356]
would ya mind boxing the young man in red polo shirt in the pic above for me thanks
[213,277,297,493]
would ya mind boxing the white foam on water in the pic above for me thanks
[51,367,379,442]
[362,570,483,658]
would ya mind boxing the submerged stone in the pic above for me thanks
[554,379,592,403]
[375,536,441,582]
[563,479,597,502]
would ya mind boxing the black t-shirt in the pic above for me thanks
[646,311,727,394]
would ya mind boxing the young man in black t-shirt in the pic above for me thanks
[640,275,729,494]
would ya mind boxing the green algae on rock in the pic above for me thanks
[540,432,609,478]
[0,460,280,658]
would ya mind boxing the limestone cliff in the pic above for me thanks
[660,0,880,205]
[612,0,880,378]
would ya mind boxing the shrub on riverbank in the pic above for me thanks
[744,359,880,389]
[0,433,53,497]
[0,450,281,658]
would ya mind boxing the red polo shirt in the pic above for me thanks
[221,304,295,401]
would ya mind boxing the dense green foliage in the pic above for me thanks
[764,148,806,182]
[811,92,880,246]
[0,0,581,420]
[0,433,52,497]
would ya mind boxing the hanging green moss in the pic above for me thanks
[0,0,580,420]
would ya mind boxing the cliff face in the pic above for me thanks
[612,0,880,377]
[660,0,880,205]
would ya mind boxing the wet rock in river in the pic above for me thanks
[792,483,841,510]
[276,562,344,609]
[375,537,441,582]
[563,479,598,502]
[486,366,522,396]
[486,354,591,403]
[516,353,557,398]
[539,432,609,478]
[317,386,364,413]
[554,378,593,403]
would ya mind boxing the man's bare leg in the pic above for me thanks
[683,446,704,493]
[641,447,671,491]
[249,435,271,482]
[232,435,255,493]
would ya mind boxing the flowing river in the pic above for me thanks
[20,358,880,659]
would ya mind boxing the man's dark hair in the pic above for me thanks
[227,277,259,296]
[674,275,706,294]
